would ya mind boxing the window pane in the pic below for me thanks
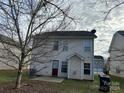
[84,63,90,75]
[84,40,91,47]
[63,41,68,51]
[84,47,91,52]
[84,69,90,74]
[84,63,90,68]
[53,41,59,50]
[61,61,67,73]
[84,40,91,52]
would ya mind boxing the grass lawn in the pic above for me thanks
[0,70,124,93]
[0,70,28,83]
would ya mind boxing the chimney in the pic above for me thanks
[91,29,96,34]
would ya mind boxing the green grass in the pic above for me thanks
[52,75,124,93]
[0,70,124,93]
[0,70,28,83]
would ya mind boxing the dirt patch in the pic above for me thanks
[0,81,59,93]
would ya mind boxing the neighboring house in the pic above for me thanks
[30,30,97,80]
[109,31,124,77]
[0,34,19,69]
[94,55,104,73]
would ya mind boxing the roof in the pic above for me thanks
[0,34,19,47]
[117,31,124,36]
[0,34,12,42]
[36,30,97,38]
[109,30,124,52]
[94,55,104,60]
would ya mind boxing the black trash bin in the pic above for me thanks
[99,74,111,92]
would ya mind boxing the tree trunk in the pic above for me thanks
[15,65,23,88]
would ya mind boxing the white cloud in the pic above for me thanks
[70,0,124,58]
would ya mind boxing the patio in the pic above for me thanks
[31,76,64,83]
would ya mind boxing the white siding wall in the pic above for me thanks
[110,33,124,77]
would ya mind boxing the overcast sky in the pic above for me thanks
[68,0,124,58]
[1,0,124,58]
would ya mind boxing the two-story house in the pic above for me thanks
[109,31,124,77]
[30,30,97,80]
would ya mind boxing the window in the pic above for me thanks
[53,41,59,50]
[84,63,90,75]
[61,61,68,73]
[52,60,59,69]
[84,40,91,52]
[63,41,68,51]
[116,65,120,73]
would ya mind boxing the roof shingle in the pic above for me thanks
[38,31,97,38]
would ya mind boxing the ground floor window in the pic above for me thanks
[84,63,90,75]
[61,61,68,73]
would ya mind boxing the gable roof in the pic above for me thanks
[109,31,124,52]
[117,31,124,36]
[0,34,12,43]
[35,30,97,38]
[0,34,19,48]
[94,55,104,60]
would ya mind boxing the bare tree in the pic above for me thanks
[0,0,74,88]
[103,0,124,20]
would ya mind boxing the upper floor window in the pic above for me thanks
[84,63,90,75]
[63,41,68,51]
[84,40,92,52]
[53,41,59,50]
